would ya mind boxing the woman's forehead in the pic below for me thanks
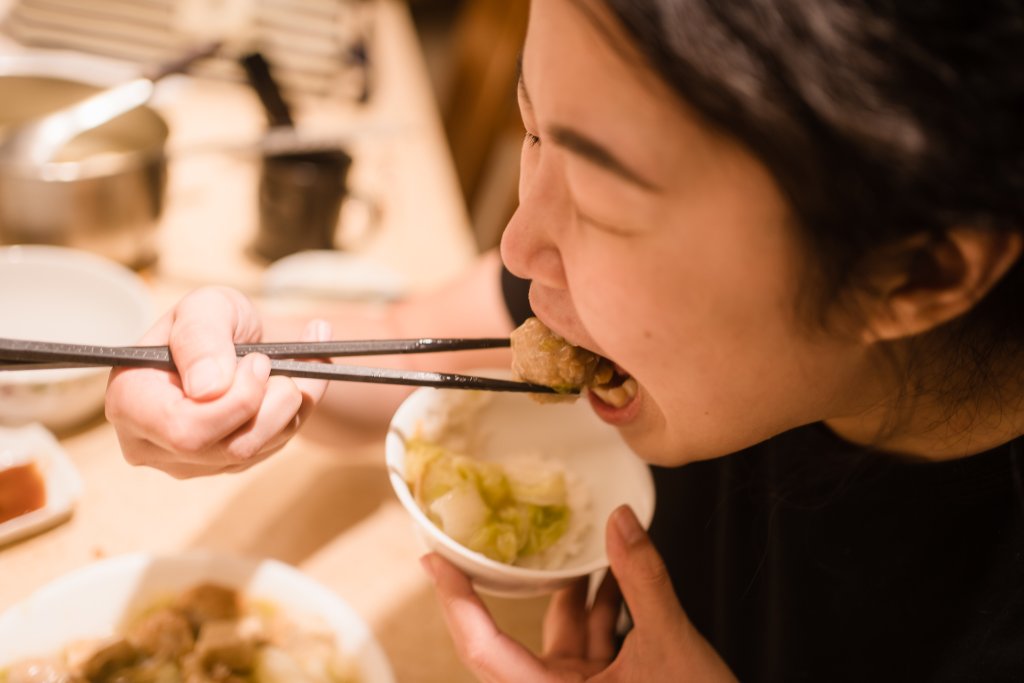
[524,0,655,91]
[522,0,704,185]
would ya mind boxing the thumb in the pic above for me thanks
[166,287,261,400]
[606,505,740,682]
[605,504,684,634]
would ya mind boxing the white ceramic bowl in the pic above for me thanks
[0,551,396,683]
[0,245,156,431]
[262,250,408,302]
[386,382,656,598]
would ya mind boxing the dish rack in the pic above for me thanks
[0,0,373,100]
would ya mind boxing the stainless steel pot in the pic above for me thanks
[0,54,168,269]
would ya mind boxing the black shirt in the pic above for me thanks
[501,267,1024,681]
[651,425,1024,682]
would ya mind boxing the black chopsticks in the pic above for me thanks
[0,337,568,394]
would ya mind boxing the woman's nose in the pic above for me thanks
[500,160,569,290]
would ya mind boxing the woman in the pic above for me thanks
[106,0,1024,680]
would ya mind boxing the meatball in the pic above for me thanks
[510,318,612,395]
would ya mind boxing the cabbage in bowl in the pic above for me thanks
[404,437,585,567]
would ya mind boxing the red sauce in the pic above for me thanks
[0,462,46,524]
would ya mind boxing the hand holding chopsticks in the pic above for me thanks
[0,336,568,394]
[77,261,544,478]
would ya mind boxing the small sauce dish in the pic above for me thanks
[0,422,82,547]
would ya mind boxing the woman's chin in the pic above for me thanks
[589,392,702,467]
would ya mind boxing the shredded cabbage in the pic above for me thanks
[405,438,570,564]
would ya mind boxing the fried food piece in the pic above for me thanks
[66,637,139,680]
[190,616,265,678]
[127,607,195,662]
[175,584,240,630]
[510,318,613,400]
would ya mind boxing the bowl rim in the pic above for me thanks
[384,387,656,581]
[0,244,156,385]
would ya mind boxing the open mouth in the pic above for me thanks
[509,317,639,408]
[587,359,638,409]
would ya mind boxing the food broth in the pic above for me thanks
[0,462,46,524]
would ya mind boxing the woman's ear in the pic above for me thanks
[861,227,1022,343]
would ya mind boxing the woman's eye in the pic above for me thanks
[573,205,638,237]
[523,132,541,147]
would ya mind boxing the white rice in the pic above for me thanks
[501,451,591,571]
[415,390,493,453]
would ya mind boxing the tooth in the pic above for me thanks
[591,378,638,408]
[607,387,629,407]
[591,361,615,386]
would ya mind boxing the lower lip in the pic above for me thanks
[586,387,642,425]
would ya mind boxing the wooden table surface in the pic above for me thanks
[0,2,548,681]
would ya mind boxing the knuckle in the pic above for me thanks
[459,639,494,672]
[165,465,199,480]
[103,396,123,425]
[271,376,302,405]
[224,437,261,463]
[103,376,133,424]
[209,284,250,309]
[282,382,305,416]
[189,286,260,339]
[168,319,216,354]
[185,285,235,309]
[238,385,268,415]
[161,415,211,456]
[120,448,144,467]
[632,547,672,590]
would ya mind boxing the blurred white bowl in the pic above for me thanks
[0,244,156,431]
[386,381,656,598]
[262,250,408,302]
[0,551,396,683]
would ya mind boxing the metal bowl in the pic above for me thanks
[0,52,169,269]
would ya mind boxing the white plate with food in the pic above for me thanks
[0,551,395,683]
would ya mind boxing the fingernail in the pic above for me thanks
[613,505,645,546]
[304,319,331,342]
[185,358,225,398]
[249,353,271,380]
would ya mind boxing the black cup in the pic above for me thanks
[253,149,354,262]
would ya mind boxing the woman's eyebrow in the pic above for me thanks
[518,72,662,193]
[548,126,663,192]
